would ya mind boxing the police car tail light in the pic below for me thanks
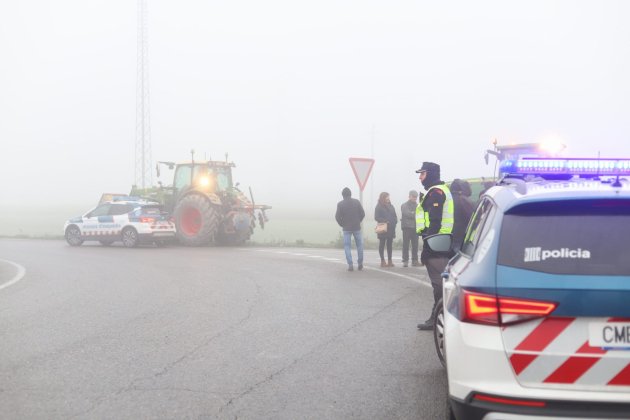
[140,217,156,223]
[463,290,557,325]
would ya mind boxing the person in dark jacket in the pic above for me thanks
[400,190,421,267]
[335,187,365,271]
[415,162,454,330]
[450,179,475,253]
[374,191,398,267]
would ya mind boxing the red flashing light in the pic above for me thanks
[473,393,546,408]
[140,217,155,223]
[463,291,557,325]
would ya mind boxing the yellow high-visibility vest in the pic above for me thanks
[416,184,454,234]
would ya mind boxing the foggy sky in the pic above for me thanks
[2,0,630,219]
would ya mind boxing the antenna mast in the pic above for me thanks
[135,0,152,189]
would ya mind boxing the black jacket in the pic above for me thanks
[452,193,474,251]
[335,197,365,232]
[374,202,398,239]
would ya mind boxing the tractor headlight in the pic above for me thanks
[197,176,214,190]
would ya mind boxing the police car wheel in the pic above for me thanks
[121,227,139,248]
[65,225,83,246]
[433,298,446,368]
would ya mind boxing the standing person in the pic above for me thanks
[400,190,421,267]
[374,192,397,267]
[335,187,365,271]
[415,162,454,331]
[450,179,475,253]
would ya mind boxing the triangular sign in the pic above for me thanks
[349,157,375,191]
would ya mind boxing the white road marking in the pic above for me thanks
[248,248,431,288]
[0,259,26,291]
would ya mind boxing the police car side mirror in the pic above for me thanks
[424,233,452,253]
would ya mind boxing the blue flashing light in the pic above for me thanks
[501,158,630,177]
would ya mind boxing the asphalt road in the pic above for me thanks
[0,239,447,420]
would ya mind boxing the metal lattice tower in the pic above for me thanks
[135,0,152,189]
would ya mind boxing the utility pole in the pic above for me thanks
[135,0,152,189]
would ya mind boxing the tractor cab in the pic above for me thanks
[172,161,234,193]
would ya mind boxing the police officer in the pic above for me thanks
[415,162,454,331]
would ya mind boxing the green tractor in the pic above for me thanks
[131,154,270,246]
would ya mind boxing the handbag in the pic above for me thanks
[375,222,388,234]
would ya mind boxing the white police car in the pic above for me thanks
[435,158,630,419]
[64,197,176,247]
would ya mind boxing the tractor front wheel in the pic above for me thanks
[174,194,221,246]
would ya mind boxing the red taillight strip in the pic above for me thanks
[499,297,556,315]
[473,393,546,408]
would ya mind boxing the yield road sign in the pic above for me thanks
[349,157,375,191]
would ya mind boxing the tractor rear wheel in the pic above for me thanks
[174,194,221,246]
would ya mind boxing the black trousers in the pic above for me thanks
[422,251,450,320]
[378,237,393,260]
[401,227,419,262]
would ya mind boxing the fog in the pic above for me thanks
[1,1,629,241]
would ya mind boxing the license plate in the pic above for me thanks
[153,232,174,237]
[589,322,630,349]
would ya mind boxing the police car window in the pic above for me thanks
[109,204,134,216]
[88,204,111,217]
[498,199,630,275]
[460,198,494,257]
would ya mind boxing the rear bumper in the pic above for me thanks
[450,393,630,419]
[138,232,175,242]
[445,311,630,417]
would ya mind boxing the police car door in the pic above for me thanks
[107,203,133,237]
[82,203,112,239]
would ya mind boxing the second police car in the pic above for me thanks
[434,157,630,419]
[64,197,176,247]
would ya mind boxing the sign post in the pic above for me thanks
[349,157,375,208]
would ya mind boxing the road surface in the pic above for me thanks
[0,239,447,419]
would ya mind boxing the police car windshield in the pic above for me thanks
[498,199,630,276]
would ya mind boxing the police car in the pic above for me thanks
[434,158,630,419]
[64,197,176,247]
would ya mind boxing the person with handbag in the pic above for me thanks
[335,187,365,271]
[374,192,398,267]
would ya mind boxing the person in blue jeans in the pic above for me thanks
[335,187,365,271]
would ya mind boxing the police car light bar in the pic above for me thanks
[501,158,630,176]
